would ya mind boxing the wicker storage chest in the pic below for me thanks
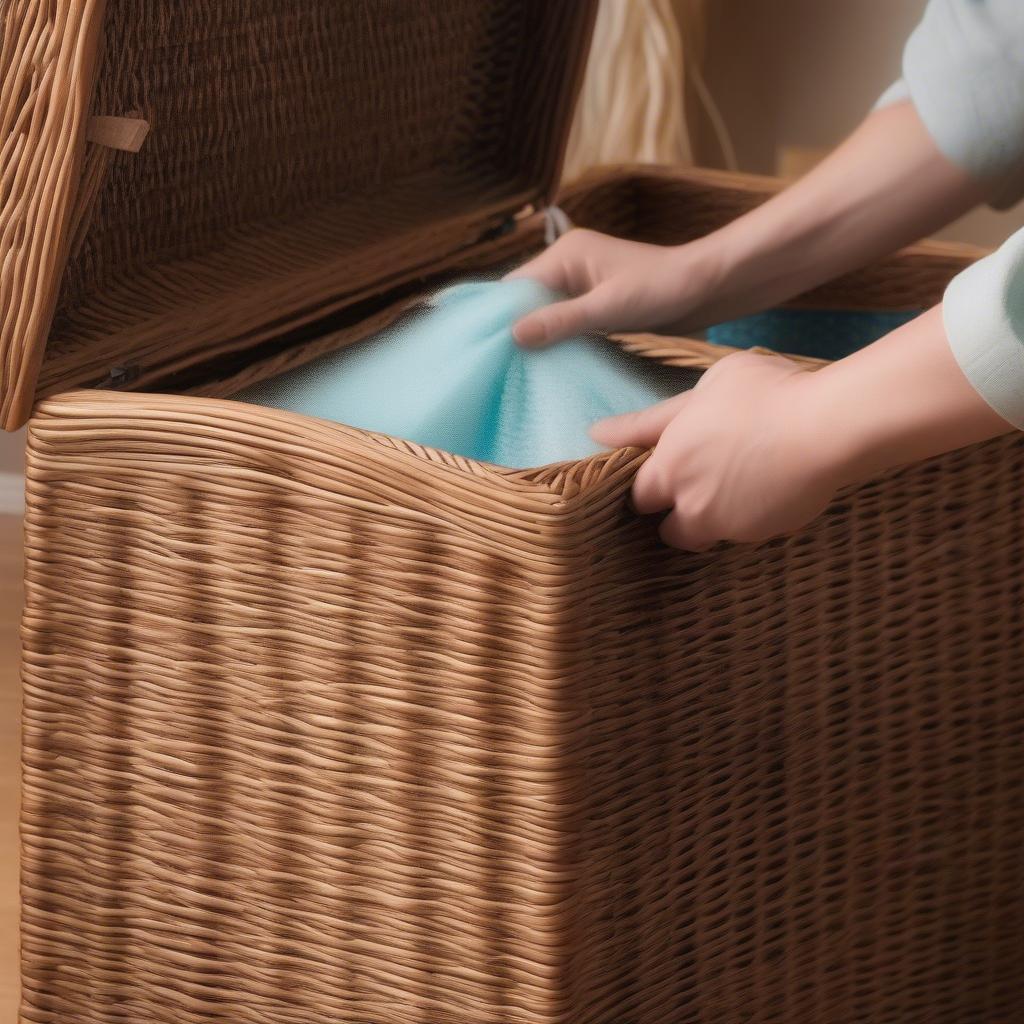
[5,2,1024,1023]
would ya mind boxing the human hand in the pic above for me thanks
[590,305,1018,552]
[591,351,847,552]
[508,104,986,352]
[506,229,727,347]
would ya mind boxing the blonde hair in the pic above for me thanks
[563,0,736,181]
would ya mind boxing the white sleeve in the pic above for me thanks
[944,227,1024,428]
[873,79,911,111]
[899,0,1024,209]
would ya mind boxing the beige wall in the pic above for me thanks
[699,0,1024,248]
[701,0,922,172]
[0,432,22,478]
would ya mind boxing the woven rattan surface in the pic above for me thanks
[9,0,1016,1016]
[0,0,597,429]
[21,167,1024,1021]
[23,389,1024,1024]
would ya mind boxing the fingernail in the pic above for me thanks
[514,323,544,347]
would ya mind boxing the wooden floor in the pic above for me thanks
[0,515,21,1018]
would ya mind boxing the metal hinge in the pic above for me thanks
[543,205,572,245]
[477,216,518,244]
[99,364,142,389]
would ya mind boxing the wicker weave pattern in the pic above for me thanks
[18,169,1024,1024]
[0,0,596,430]
[23,387,1024,1023]
[0,0,106,430]
[23,394,631,1024]
[560,165,986,311]
[117,166,981,406]
[10,5,1021,1014]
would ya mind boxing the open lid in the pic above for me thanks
[0,0,597,430]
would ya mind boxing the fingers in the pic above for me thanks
[512,291,605,348]
[632,466,717,552]
[504,247,571,292]
[657,509,715,553]
[590,392,690,449]
[631,457,674,516]
[631,446,717,552]
[506,231,607,346]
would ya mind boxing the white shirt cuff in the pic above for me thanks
[944,228,1024,429]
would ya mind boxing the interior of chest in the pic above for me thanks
[34,2,967,466]
[40,0,588,404]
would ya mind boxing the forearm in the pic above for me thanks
[807,306,1014,487]
[511,96,991,347]
[684,102,987,326]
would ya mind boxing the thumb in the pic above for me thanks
[590,392,690,449]
[513,291,607,348]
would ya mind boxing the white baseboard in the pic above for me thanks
[0,472,25,516]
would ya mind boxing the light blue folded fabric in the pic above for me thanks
[235,279,694,468]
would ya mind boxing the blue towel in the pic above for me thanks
[235,279,694,468]
[235,279,914,468]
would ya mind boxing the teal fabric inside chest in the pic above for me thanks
[708,307,919,360]
[235,279,918,468]
[235,279,695,468]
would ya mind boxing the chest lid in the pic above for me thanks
[0,0,596,430]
